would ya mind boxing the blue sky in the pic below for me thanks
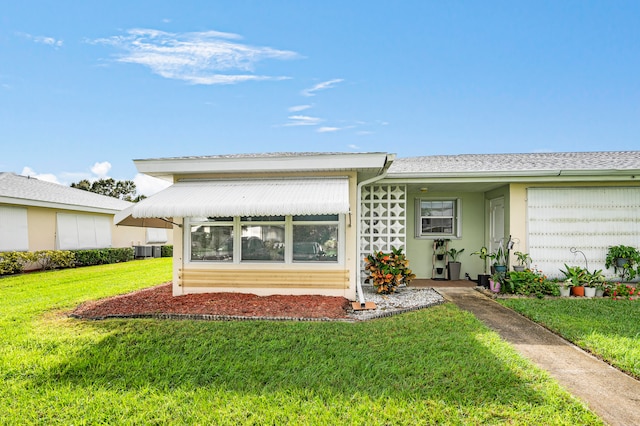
[1,1,639,195]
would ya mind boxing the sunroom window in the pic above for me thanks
[187,215,341,263]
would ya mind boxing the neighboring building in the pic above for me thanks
[0,173,172,260]
[115,151,640,301]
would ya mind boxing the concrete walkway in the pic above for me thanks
[435,286,640,426]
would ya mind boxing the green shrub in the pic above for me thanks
[504,269,560,298]
[0,252,31,275]
[33,250,75,270]
[161,245,173,257]
[71,248,134,266]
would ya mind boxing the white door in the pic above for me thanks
[489,197,505,254]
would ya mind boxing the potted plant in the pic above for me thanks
[489,272,503,293]
[470,246,491,287]
[560,264,587,297]
[513,251,531,272]
[446,247,465,280]
[492,246,509,273]
[604,245,640,282]
[434,239,448,261]
[584,269,605,298]
[364,247,416,294]
[558,279,572,297]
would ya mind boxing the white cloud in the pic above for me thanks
[283,115,323,126]
[317,126,340,133]
[18,33,63,48]
[91,161,112,178]
[92,28,299,85]
[134,173,172,196]
[21,167,61,184]
[301,79,344,96]
[356,130,374,135]
[288,104,312,112]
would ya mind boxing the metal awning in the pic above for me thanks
[115,177,350,226]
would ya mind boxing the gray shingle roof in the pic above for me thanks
[388,151,640,175]
[0,173,132,212]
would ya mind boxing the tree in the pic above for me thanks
[71,178,145,202]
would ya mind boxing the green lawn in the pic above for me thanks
[0,258,602,425]
[499,297,640,379]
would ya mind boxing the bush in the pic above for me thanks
[364,247,416,294]
[161,245,173,257]
[71,248,134,266]
[504,269,560,298]
[33,250,75,270]
[0,252,31,275]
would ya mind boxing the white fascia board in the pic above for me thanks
[134,152,392,178]
[0,196,120,214]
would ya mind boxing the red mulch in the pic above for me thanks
[71,283,352,320]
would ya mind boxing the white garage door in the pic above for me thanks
[527,187,640,279]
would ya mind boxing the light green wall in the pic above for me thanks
[405,191,486,279]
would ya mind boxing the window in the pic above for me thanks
[416,199,461,238]
[56,213,111,250]
[241,216,285,262]
[293,215,339,262]
[187,215,341,264]
[190,217,233,261]
[0,206,29,251]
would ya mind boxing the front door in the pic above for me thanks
[489,197,505,254]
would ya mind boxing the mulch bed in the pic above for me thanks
[70,283,352,321]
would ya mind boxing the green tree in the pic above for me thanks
[71,178,146,202]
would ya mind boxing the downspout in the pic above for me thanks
[355,154,396,308]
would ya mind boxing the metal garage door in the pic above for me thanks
[527,187,640,279]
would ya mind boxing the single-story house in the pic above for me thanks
[0,172,172,262]
[115,151,640,302]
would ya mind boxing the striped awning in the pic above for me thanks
[115,177,350,226]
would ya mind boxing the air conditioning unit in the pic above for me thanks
[134,246,152,258]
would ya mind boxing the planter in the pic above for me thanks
[489,279,501,293]
[595,288,604,297]
[584,287,596,298]
[572,285,585,297]
[494,265,508,273]
[513,265,525,272]
[616,257,630,268]
[436,267,444,275]
[436,254,445,261]
[448,262,462,280]
[559,286,571,297]
[478,274,490,288]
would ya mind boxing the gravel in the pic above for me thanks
[347,284,446,321]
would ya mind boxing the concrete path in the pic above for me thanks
[435,287,640,426]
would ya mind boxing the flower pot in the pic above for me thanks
[489,279,501,293]
[595,288,604,297]
[584,287,596,298]
[436,254,445,261]
[572,285,585,297]
[478,274,490,288]
[616,257,630,268]
[436,267,444,275]
[513,265,525,272]
[494,264,507,273]
[448,262,462,280]
[559,286,571,297]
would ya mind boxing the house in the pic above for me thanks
[115,151,640,302]
[0,173,172,262]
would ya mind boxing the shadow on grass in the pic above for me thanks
[38,304,579,407]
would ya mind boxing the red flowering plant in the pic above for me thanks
[610,283,639,301]
[364,247,416,294]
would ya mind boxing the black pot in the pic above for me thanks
[478,274,490,288]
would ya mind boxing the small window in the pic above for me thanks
[416,199,460,238]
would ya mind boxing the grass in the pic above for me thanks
[499,297,640,379]
[0,258,603,425]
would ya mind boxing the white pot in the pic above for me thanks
[584,287,596,298]
[559,286,571,297]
